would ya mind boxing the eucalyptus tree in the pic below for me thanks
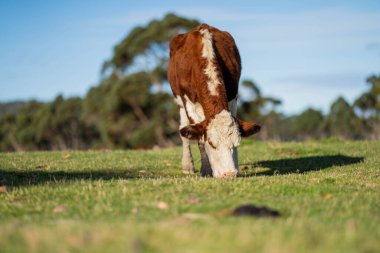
[82,14,200,148]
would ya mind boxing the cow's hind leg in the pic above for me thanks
[198,140,212,177]
[179,107,195,174]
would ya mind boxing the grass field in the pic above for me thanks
[0,140,379,253]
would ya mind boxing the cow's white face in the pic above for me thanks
[204,110,240,178]
[180,109,261,178]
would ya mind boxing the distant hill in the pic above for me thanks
[0,101,27,117]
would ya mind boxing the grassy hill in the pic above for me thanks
[0,140,379,253]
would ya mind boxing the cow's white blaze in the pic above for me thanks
[205,110,241,178]
[200,29,221,97]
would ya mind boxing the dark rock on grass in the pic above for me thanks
[232,204,281,218]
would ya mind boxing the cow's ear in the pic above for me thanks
[236,119,261,137]
[180,123,205,140]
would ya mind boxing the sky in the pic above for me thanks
[0,0,379,114]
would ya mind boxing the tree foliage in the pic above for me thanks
[292,108,324,139]
[102,13,199,92]
[353,75,380,138]
[324,97,363,139]
[82,13,199,149]
[0,98,98,151]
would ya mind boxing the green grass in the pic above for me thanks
[0,140,379,253]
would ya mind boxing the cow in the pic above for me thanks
[168,24,261,178]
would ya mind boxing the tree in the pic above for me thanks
[102,13,199,90]
[292,108,324,140]
[353,75,380,139]
[366,75,380,114]
[0,97,100,151]
[324,97,363,139]
[238,79,281,119]
[82,14,199,149]
[238,79,282,139]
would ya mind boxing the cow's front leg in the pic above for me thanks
[233,147,240,176]
[198,140,212,177]
[179,106,195,174]
[229,97,240,176]
[181,136,195,174]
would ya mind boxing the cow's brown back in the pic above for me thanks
[168,24,241,119]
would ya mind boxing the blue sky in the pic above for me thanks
[1,0,379,114]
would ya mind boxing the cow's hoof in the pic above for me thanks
[220,171,237,179]
[200,167,213,177]
[182,169,195,175]
[182,163,195,175]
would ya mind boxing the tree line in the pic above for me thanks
[0,14,379,151]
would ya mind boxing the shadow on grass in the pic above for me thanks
[0,155,364,186]
[0,169,176,187]
[241,155,364,176]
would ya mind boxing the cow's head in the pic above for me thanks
[180,110,260,178]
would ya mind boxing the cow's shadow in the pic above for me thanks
[0,155,364,187]
[240,155,364,176]
[0,169,173,188]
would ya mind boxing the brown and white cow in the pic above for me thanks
[168,24,261,178]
